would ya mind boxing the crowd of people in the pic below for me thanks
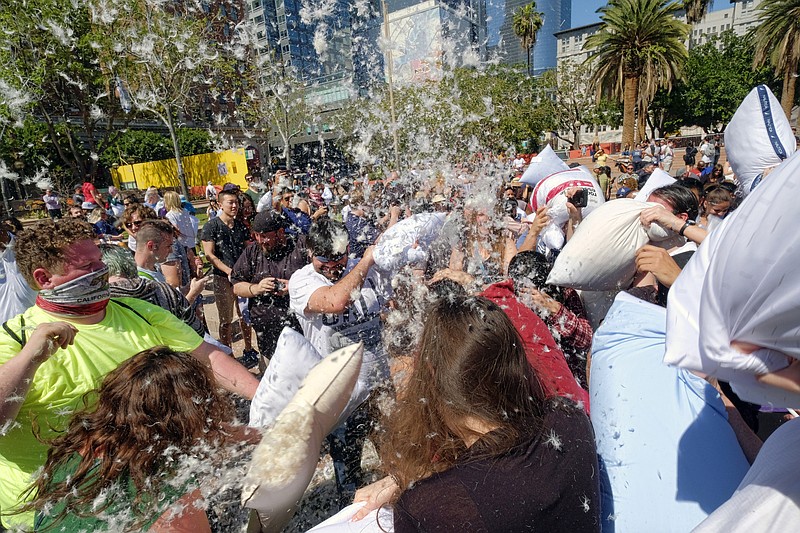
[0,86,798,532]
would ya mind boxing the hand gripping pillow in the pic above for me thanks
[249,327,324,428]
[547,199,673,291]
[725,85,795,196]
[665,150,800,407]
[529,168,606,252]
[634,168,676,203]
[241,342,364,532]
[372,212,447,272]
[519,145,569,186]
[591,292,749,532]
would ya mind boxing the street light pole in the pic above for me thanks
[382,0,402,173]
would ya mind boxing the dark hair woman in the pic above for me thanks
[352,295,600,531]
[23,347,247,532]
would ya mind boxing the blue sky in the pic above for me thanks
[572,0,606,28]
[572,1,727,28]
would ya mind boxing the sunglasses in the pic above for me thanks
[125,220,144,229]
[314,249,349,264]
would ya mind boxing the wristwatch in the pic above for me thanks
[679,220,696,236]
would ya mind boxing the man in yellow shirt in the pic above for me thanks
[0,219,259,528]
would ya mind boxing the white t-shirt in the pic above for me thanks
[289,262,390,400]
[166,209,197,248]
[0,241,37,324]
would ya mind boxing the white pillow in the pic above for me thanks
[249,328,324,428]
[725,85,796,196]
[528,168,606,253]
[241,342,364,531]
[635,168,676,203]
[372,212,447,272]
[519,145,569,186]
[665,150,800,407]
[547,199,672,291]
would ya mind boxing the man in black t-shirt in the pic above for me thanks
[201,189,252,354]
[231,211,308,371]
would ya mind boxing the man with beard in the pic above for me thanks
[288,218,390,507]
[0,219,258,529]
[231,211,308,371]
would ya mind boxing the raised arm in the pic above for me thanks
[0,322,77,428]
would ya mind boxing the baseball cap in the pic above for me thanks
[222,182,241,192]
[616,187,632,199]
[251,211,286,233]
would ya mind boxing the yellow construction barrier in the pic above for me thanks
[110,148,249,193]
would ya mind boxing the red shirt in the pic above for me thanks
[480,280,589,413]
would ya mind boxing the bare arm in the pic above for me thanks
[190,341,259,400]
[202,240,231,276]
[305,250,375,315]
[517,207,549,253]
[160,261,182,289]
[0,322,77,428]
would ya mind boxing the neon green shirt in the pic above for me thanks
[0,298,203,528]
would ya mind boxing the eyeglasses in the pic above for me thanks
[123,201,133,206]
[282,195,294,202]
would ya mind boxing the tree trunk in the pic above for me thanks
[165,113,190,199]
[622,76,638,150]
[781,68,796,123]
[527,46,531,77]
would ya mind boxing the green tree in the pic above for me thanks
[334,66,551,169]
[653,31,777,133]
[0,0,130,182]
[92,0,233,198]
[584,0,689,148]
[237,48,318,172]
[540,60,609,149]
[682,0,713,23]
[513,3,544,77]
[750,0,800,126]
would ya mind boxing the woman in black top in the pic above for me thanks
[353,296,601,532]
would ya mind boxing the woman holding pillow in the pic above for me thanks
[22,347,256,532]
[352,295,600,531]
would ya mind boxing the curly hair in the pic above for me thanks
[22,347,235,529]
[15,219,95,288]
[120,205,157,230]
[378,296,544,492]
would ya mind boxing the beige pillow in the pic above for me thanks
[241,342,364,532]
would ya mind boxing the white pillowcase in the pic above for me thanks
[519,144,569,186]
[725,85,796,196]
[241,342,364,531]
[249,327,324,428]
[547,199,672,291]
[634,168,676,203]
[528,167,606,253]
[372,212,447,272]
[665,150,800,407]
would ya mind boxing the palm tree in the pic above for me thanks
[513,2,544,77]
[682,0,712,23]
[750,0,800,125]
[584,0,689,149]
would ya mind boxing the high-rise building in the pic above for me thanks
[487,0,571,76]
[383,0,487,85]
[246,0,386,104]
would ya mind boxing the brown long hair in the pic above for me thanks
[22,347,235,528]
[378,296,544,491]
